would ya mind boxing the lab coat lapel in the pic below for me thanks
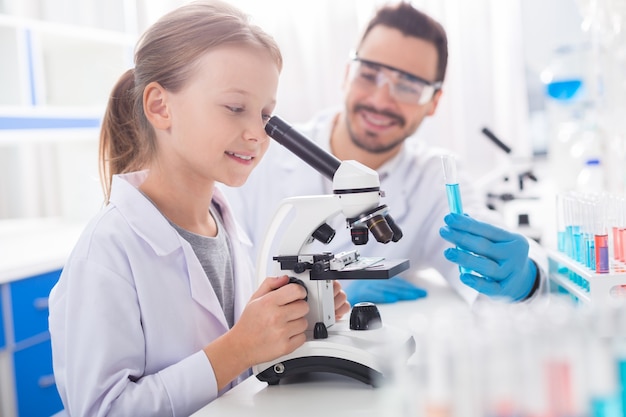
[112,171,230,331]
[212,188,254,322]
[182,244,230,331]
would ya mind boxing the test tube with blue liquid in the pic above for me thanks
[583,198,595,270]
[441,155,471,275]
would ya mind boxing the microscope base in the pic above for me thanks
[253,321,415,387]
[256,355,384,387]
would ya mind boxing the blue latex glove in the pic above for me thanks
[345,276,428,305]
[439,213,538,301]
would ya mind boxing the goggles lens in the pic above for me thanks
[348,58,441,105]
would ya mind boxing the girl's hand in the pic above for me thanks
[232,275,309,366]
[204,275,309,390]
[333,280,350,320]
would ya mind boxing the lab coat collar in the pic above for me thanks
[110,171,182,256]
[109,171,253,329]
[376,142,407,182]
[110,171,252,254]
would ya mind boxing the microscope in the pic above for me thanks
[479,127,542,243]
[252,116,414,387]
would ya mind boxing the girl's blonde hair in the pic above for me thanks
[98,0,282,202]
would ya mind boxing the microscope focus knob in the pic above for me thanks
[288,277,308,302]
[349,302,382,330]
[313,322,328,339]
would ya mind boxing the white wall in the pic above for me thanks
[1,0,596,222]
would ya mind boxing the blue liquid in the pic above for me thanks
[446,183,463,214]
[586,236,596,270]
[566,225,578,259]
[558,230,567,253]
[546,79,583,101]
[573,229,584,264]
[591,395,621,417]
[557,230,570,274]
[619,359,626,417]
[446,183,471,275]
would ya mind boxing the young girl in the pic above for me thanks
[48,1,350,415]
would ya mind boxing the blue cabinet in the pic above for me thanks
[0,292,5,349]
[0,269,64,417]
[10,270,60,343]
[14,339,63,417]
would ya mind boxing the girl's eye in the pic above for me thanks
[262,114,272,123]
[227,106,244,113]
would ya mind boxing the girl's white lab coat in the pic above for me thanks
[49,171,255,417]
[220,108,547,305]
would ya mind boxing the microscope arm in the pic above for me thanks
[255,195,341,285]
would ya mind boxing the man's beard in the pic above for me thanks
[346,104,407,154]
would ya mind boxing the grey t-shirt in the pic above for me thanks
[170,205,236,328]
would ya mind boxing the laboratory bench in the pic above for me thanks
[0,218,83,417]
[192,274,467,417]
[193,268,626,417]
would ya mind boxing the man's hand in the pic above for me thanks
[439,213,538,301]
[345,276,428,305]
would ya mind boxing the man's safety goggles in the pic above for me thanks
[348,56,442,105]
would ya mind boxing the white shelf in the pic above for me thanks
[0,14,135,109]
[0,0,137,221]
[0,23,27,106]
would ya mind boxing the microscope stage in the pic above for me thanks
[310,258,410,280]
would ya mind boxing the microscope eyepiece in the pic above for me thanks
[265,116,341,181]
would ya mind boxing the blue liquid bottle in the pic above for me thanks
[441,155,471,275]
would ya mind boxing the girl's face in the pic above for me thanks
[155,44,279,188]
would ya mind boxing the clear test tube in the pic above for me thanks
[618,196,626,262]
[582,197,596,270]
[572,196,585,265]
[562,194,581,284]
[441,155,463,214]
[593,197,610,274]
[556,193,567,253]
[606,194,618,265]
[556,194,570,275]
[613,305,626,415]
[611,196,623,263]
[587,308,621,417]
[563,193,575,260]
[538,298,588,417]
[441,155,471,275]
[422,315,455,417]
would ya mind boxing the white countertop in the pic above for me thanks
[0,217,84,284]
[192,273,467,417]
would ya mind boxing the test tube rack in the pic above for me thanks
[548,248,626,304]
